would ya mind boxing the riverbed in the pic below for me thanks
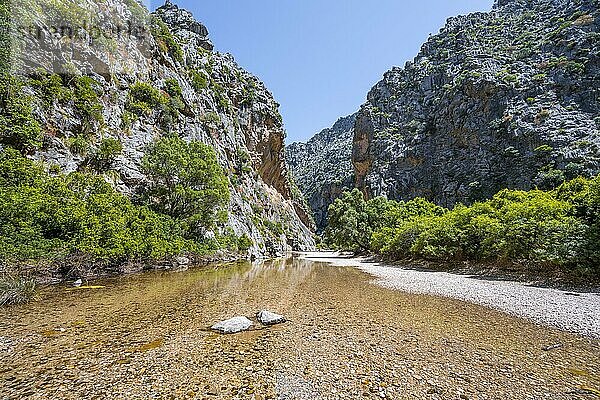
[0,255,599,399]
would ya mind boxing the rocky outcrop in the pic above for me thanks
[10,0,314,256]
[290,0,599,227]
[287,114,356,231]
[156,1,214,51]
[352,0,600,206]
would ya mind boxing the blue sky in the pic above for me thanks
[150,1,494,143]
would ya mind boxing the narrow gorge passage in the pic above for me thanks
[1,257,598,400]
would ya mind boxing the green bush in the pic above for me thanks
[237,234,253,251]
[92,138,123,171]
[164,78,182,98]
[0,147,199,267]
[71,76,104,133]
[328,177,600,274]
[325,189,397,251]
[126,81,183,130]
[535,167,565,190]
[68,136,91,156]
[29,71,72,107]
[126,82,166,117]
[27,72,103,137]
[161,79,185,131]
[140,135,230,238]
[0,74,42,153]
[189,69,208,92]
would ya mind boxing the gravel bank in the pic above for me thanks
[303,252,600,339]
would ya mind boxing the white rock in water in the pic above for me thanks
[257,310,286,326]
[211,317,253,334]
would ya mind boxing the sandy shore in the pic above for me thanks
[301,252,600,338]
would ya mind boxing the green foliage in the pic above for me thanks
[164,78,182,98]
[0,1,10,75]
[27,72,103,137]
[29,71,72,107]
[71,76,104,133]
[140,135,230,238]
[92,138,123,171]
[237,234,253,251]
[189,69,208,92]
[324,189,396,251]
[68,136,90,156]
[556,176,600,267]
[211,81,229,110]
[328,178,600,274]
[535,167,565,190]
[0,74,42,153]
[0,275,37,306]
[125,82,166,117]
[0,148,200,267]
[216,231,253,253]
[125,81,184,131]
[200,112,221,125]
[161,79,185,131]
[151,17,184,62]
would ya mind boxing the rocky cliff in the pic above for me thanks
[287,114,356,231]
[6,0,314,256]
[291,0,600,223]
[354,0,600,206]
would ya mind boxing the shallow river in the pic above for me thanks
[1,257,599,399]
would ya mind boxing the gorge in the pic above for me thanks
[1,1,600,399]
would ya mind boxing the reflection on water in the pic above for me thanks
[0,257,599,399]
[0,258,318,365]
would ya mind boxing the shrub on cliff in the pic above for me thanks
[91,137,123,171]
[0,75,42,153]
[151,17,184,63]
[140,134,230,238]
[126,82,166,117]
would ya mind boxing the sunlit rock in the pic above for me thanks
[211,317,253,334]
[257,310,286,326]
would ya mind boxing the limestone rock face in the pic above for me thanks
[287,114,356,232]
[353,0,600,206]
[292,0,600,225]
[14,0,315,256]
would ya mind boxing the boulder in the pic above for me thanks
[211,317,253,334]
[257,310,286,326]
[175,256,191,266]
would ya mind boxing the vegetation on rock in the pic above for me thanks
[151,16,184,63]
[126,82,167,117]
[0,144,238,278]
[140,134,230,238]
[0,74,42,153]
